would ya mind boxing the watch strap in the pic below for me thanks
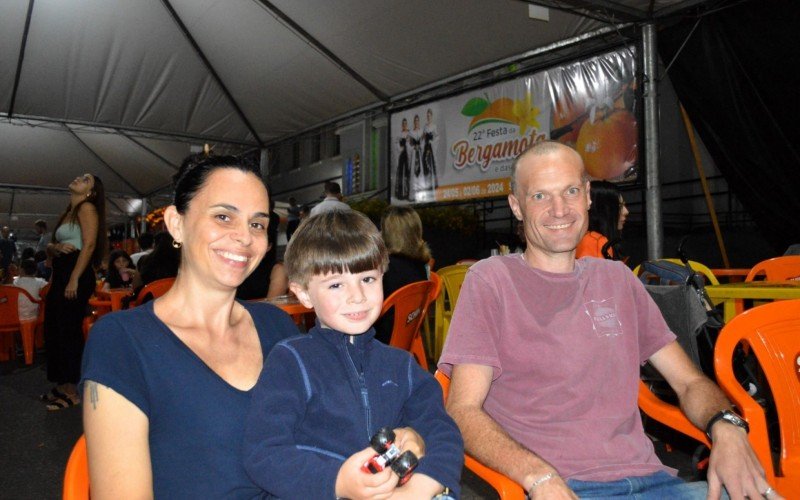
[705,409,749,442]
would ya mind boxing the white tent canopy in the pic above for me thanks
[1,0,710,241]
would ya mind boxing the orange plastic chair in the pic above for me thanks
[63,434,89,500]
[379,281,433,370]
[714,299,800,497]
[432,264,471,362]
[134,277,175,306]
[0,285,41,364]
[745,256,800,282]
[434,370,526,499]
[421,272,443,359]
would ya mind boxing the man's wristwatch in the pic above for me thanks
[705,409,749,442]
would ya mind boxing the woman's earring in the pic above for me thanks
[172,241,182,249]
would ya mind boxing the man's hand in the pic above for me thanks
[706,423,783,500]
[392,427,425,458]
[335,447,398,500]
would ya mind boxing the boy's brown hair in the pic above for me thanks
[284,210,388,287]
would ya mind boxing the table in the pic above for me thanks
[705,280,800,322]
[265,295,315,328]
[96,288,134,311]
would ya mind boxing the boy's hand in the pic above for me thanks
[386,474,443,499]
[336,447,399,500]
[392,427,425,458]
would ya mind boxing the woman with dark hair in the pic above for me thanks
[41,173,107,410]
[373,205,432,344]
[80,154,297,498]
[136,230,180,286]
[576,180,629,260]
[103,249,140,291]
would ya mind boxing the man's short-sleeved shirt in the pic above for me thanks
[438,255,676,481]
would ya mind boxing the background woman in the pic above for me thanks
[42,173,107,410]
[576,180,629,260]
[394,117,411,200]
[80,154,297,498]
[373,205,432,344]
[103,249,140,291]
[421,108,439,194]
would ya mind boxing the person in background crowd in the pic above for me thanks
[285,197,301,241]
[103,249,140,291]
[309,181,350,216]
[34,249,52,281]
[439,141,776,500]
[81,154,297,498]
[136,231,180,289]
[42,173,107,411]
[13,258,48,321]
[130,232,154,267]
[373,205,432,344]
[1,225,17,283]
[575,180,629,261]
[34,219,52,253]
[299,203,310,221]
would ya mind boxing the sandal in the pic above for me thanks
[39,387,67,403]
[46,394,80,411]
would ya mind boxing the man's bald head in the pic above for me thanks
[510,141,587,195]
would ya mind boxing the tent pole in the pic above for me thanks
[642,23,663,260]
[679,105,730,268]
[140,199,148,235]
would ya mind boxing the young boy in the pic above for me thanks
[13,258,47,320]
[244,210,463,499]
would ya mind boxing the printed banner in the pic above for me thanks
[390,47,638,204]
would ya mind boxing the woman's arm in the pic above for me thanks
[65,203,98,299]
[83,380,152,499]
[266,262,288,299]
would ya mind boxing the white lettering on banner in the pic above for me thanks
[451,129,547,171]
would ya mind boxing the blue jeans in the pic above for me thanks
[565,471,720,499]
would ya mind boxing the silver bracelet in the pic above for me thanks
[527,472,557,496]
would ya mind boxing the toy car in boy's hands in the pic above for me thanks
[362,427,418,485]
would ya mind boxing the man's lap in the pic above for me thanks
[565,471,725,499]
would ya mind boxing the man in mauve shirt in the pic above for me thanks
[438,141,778,500]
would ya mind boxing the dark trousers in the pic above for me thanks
[44,252,94,385]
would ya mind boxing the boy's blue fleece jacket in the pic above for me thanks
[244,325,464,499]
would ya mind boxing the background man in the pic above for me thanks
[439,141,777,500]
[34,219,52,253]
[1,226,17,282]
[131,232,154,267]
[310,181,350,216]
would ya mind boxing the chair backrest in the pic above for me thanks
[428,271,442,306]
[436,264,471,311]
[134,277,175,306]
[37,283,50,324]
[746,256,800,282]
[633,258,720,286]
[380,281,432,369]
[433,370,526,499]
[714,299,800,495]
[0,285,36,330]
[63,434,89,500]
[455,259,478,265]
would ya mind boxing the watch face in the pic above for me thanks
[723,412,745,426]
